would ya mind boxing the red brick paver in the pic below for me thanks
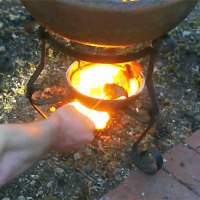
[185,130,200,154]
[164,144,200,196]
[101,130,200,200]
[102,170,199,200]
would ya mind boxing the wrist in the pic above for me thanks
[41,115,61,150]
[3,118,60,156]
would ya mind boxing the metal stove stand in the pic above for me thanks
[26,26,175,174]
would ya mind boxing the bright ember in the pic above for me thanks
[68,61,143,129]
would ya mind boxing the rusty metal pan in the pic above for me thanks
[66,61,145,111]
[21,0,198,47]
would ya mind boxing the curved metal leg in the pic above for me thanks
[131,35,175,174]
[26,28,48,118]
[26,27,73,118]
[131,51,163,174]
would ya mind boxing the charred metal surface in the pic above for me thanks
[21,0,198,47]
[45,31,155,63]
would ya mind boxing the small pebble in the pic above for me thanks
[0,46,6,52]
[54,167,64,174]
[47,181,54,188]
[128,131,134,136]
[99,197,110,200]
[9,14,20,20]
[0,22,3,28]
[159,92,164,97]
[74,153,81,161]
[155,61,163,68]
[30,180,35,186]
[196,31,200,34]
[18,196,25,200]
[83,147,92,155]
[36,191,43,196]
[182,31,191,37]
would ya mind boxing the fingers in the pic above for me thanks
[57,104,96,130]
[50,104,95,152]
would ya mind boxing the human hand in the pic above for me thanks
[0,105,94,187]
[48,104,95,152]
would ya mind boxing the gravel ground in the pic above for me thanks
[0,1,200,199]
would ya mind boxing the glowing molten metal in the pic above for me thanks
[68,61,143,129]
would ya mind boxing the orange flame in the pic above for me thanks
[68,61,143,129]
[70,62,141,99]
[69,101,109,129]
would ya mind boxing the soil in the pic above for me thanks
[0,0,200,199]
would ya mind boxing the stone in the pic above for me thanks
[83,147,92,155]
[18,196,25,200]
[182,31,191,37]
[73,153,81,161]
[99,197,111,200]
[159,92,164,97]
[54,167,64,174]
[47,181,54,188]
[0,46,6,52]
[155,61,163,68]
[9,14,20,21]
[37,191,43,196]
[30,180,35,185]
[0,22,3,28]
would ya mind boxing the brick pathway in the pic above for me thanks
[101,130,200,200]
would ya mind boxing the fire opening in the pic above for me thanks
[66,61,144,129]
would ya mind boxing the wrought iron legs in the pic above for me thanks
[130,51,163,174]
[124,35,175,174]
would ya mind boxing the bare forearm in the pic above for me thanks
[0,119,58,154]
[0,105,94,187]
[0,118,59,186]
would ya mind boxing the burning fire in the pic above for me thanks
[70,61,142,99]
[69,101,109,129]
[67,61,143,129]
